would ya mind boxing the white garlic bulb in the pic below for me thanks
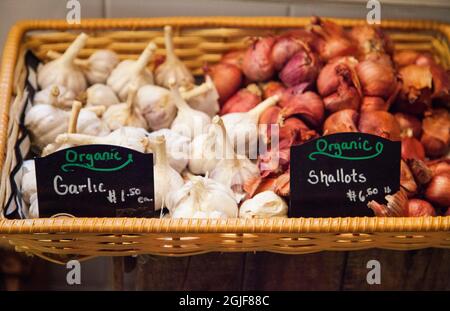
[20,160,38,219]
[167,175,238,219]
[155,26,194,88]
[33,85,76,109]
[181,76,220,117]
[86,84,119,107]
[209,116,260,203]
[79,50,119,84]
[147,129,190,173]
[107,42,156,101]
[25,103,109,151]
[55,127,149,153]
[38,33,88,94]
[170,83,211,140]
[239,191,288,219]
[222,95,279,157]
[147,136,184,211]
[136,85,177,130]
[103,83,147,130]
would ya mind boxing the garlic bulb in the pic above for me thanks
[85,84,119,107]
[107,42,156,101]
[147,129,190,173]
[136,85,177,130]
[188,125,221,175]
[210,116,260,203]
[78,50,119,84]
[25,100,108,152]
[20,160,39,219]
[55,127,149,153]
[239,191,288,219]
[147,136,184,211]
[221,95,279,156]
[103,83,147,130]
[170,83,211,139]
[181,76,220,117]
[38,33,88,94]
[33,85,76,109]
[167,175,238,219]
[155,25,194,88]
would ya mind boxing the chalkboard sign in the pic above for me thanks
[35,145,155,218]
[289,133,401,217]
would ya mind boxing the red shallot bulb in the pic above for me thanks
[242,37,276,82]
[394,112,422,139]
[323,109,359,135]
[220,84,261,115]
[349,25,393,57]
[358,111,401,141]
[279,48,320,88]
[271,35,303,71]
[425,173,450,207]
[368,188,409,217]
[207,63,243,104]
[356,57,397,100]
[400,160,418,196]
[407,199,436,217]
[360,97,390,112]
[279,87,324,128]
[430,63,450,102]
[427,158,450,176]
[401,136,425,161]
[420,109,450,158]
[394,50,435,67]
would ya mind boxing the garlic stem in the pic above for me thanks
[47,50,89,68]
[164,26,176,62]
[68,101,82,134]
[249,95,280,120]
[134,42,157,75]
[60,33,88,65]
[149,136,170,166]
[126,83,138,113]
[170,83,192,112]
[212,116,235,159]
[181,79,212,100]
[56,133,99,145]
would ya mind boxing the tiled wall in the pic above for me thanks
[1,0,450,50]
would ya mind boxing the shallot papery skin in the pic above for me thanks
[349,25,394,57]
[394,112,422,139]
[242,37,276,82]
[220,84,261,115]
[356,57,397,100]
[262,81,285,99]
[401,160,418,196]
[430,64,450,102]
[401,136,425,161]
[407,199,436,217]
[368,188,409,217]
[308,17,357,61]
[279,49,319,87]
[421,109,450,158]
[427,158,450,176]
[358,111,401,141]
[323,109,359,135]
[207,63,242,104]
[279,87,324,128]
[221,50,245,70]
[361,97,389,112]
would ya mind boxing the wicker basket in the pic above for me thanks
[0,17,449,264]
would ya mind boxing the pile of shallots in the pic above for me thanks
[19,18,450,219]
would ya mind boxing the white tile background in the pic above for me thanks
[0,0,449,290]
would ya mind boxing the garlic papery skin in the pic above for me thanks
[33,85,76,109]
[239,191,288,219]
[55,126,149,153]
[155,25,194,88]
[209,116,260,203]
[20,160,38,219]
[38,33,88,94]
[107,42,156,101]
[86,84,119,107]
[169,82,211,140]
[181,76,220,118]
[147,129,190,173]
[79,50,119,84]
[147,136,184,211]
[103,83,148,130]
[136,85,177,130]
[167,175,238,219]
[221,95,279,157]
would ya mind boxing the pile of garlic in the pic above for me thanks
[20,27,288,220]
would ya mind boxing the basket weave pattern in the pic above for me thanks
[0,17,449,262]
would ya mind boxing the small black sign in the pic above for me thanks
[35,145,155,218]
[290,133,401,217]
